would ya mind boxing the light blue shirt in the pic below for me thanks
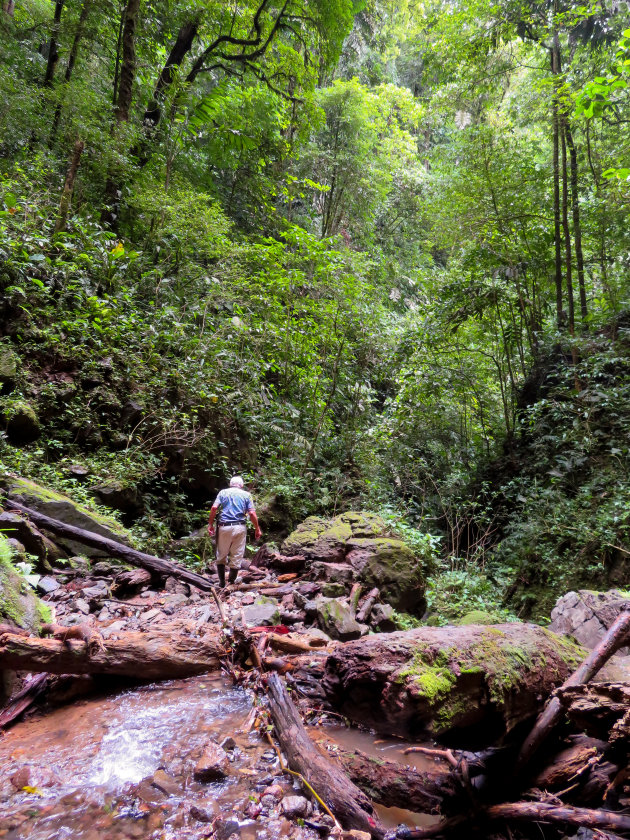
[213,487,255,525]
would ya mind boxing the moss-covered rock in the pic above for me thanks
[456,610,500,626]
[316,597,363,640]
[0,346,18,382]
[4,400,41,443]
[0,534,46,631]
[282,512,427,614]
[323,623,586,742]
[1,475,133,557]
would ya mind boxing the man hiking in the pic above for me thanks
[207,476,262,587]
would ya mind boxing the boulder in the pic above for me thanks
[194,742,230,781]
[282,512,427,614]
[242,598,280,627]
[323,624,586,742]
[0,346,18,385]
[4,400,41,443]
[0,475,133,557]
[91,480,144,515]
[0,535,47,632]
[315,597,363,641]
[369,602,396,631]
[549,590,630,652]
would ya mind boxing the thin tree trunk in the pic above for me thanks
[112,4,125,105]
[551,38,563,330]
[143,18,198,130]
[49,0,92,144]
[561,118,575,336]
[565,120,588,324]
[44,0,65,86]
[53,138,84,235]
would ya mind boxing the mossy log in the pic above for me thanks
[266,671,386,839]
[0,628,225,679]
[6,501,216,593]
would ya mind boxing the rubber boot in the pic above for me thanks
[228,568,238,585]
[217,564,226,588]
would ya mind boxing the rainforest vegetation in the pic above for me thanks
[0,0,629,621]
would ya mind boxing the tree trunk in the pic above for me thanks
[49,0,92,144]
[267,671,386,839]
[114,0,140,124]
[0,628,225,679]
[561,117,575,336]
[6,501,218,595]
[53,138,84,235]
[44,0,65,86]
[565,120,588,324]
[515,609,630,774]
[551,37,563,330]
[143,18,198,130]
[312,732,458,814]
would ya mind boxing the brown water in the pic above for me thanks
[0,675,277,840]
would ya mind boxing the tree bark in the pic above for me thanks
[143,18,198,130]
[53,138,84,235]
[114,0,140,124]
[267,671,386,839]
[551,36,563,330]
[565,120,588,323]
[0,628,225,679]
[6,501,218,595]
[312,733,457,814]
[515,609,630,774]
[44,0,65,86]
[561,117,575,336]
[49,0,92,144]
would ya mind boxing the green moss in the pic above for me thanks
[0,535,27,626]
[35,600,52,627]
[457,610,499,625]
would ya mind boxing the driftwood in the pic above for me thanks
[312,733,457,813]
[7,501,217,594]
[266,671,386,839]
[557,682,630,744]
[0,628,225,679]
[529,736,618,804]
[0,673,48,728]
[516,608,630,774]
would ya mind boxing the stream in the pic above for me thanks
[0,676,438,839]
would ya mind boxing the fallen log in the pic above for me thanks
[356,588,379,624]
[0,673,48,728]
[530,736,618,804]
[311,732,457,814]
[556,682,630,744]
[0,628,225,679]
[398,802,630,839]
[266,671,386,839]
[516,609,630,774]
[6,501,217,594]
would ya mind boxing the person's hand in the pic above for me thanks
[207,524,215,536]
[254,527,262,541]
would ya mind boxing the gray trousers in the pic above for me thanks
[216,523,247,569]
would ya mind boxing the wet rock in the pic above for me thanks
[221,736,237,751]
[241,592,255,605]
[0,346,18,384]
[263,783,284,799]
[82,580,109,600]
[246,800,263,818]
[242,599,280,627]
[151,768,182,796]
[37,575,60,594]
[0,475,133,558]
[341,831,372,840]
[189,804,216,822]
[0,536,47,637]
[549,590,630,652]
[324,624,587,741]
[214,817,241,839]
[10,767,31,789]
[194,741,230,781]
[280,795,309,819]
[315,598,362,641]
[321,582,347,598]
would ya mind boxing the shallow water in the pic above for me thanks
[0,675,268,840]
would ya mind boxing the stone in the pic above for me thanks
[0,511,64,570]
[92,481,143,515]
[0,346,18,382]
[220,736,236,751]
[242,600,280,627]
[214,818,241,840]
[82,580,109,599]
[75,598,90,615]
[0,534,48,641]
[549,590,630,653]
[37,575,60,594]
[369,602,396,631]
[315,598,362,641]
[280,795,309,819]
[341,832,372,840]
[194,742,230,781]
[4,400,40,443]
[0,475,133,558]
[283,512,428,614]
[323,624,587,740]
[151,769,182,796]
[189,804,216,823]
[10,767,31,790]
[163,593,188,608]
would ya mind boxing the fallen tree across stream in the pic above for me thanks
[0,628,225,679]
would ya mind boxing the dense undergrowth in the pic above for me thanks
[1,0,630,623]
